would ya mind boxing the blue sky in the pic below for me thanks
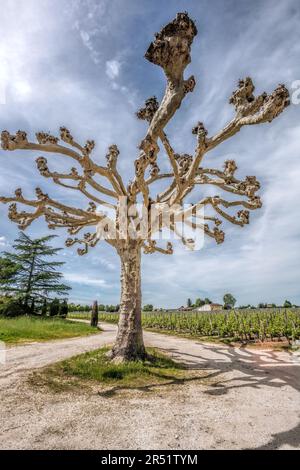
[0,0,299,307]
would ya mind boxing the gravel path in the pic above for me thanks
[0,325,113,388]
[1,322,299,450]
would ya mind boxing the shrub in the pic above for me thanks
[258,303,267,309]
[105,305,119,312]
[0,300,26,317]
[0,296,10,310]
[41,300,47,316]
[59,300,69,318]
[195,298,205,307]
[49,299,60,317]
[143,304,154,312]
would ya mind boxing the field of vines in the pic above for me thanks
[98,309,300,343]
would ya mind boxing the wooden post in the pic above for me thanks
[91,300,99,327]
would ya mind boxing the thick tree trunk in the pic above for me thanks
[110,242,146,362]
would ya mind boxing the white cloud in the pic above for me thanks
[91,256,116,271]
[71,0,108,64]
[78,29,101,64]
[12,80,32,102]
[64,273,110,288]
[64,272,111,288]
[0,236,7,247]
[105,59,121,80]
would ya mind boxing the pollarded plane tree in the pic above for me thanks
[0,13,289,361]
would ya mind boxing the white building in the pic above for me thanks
[197,303,223,312]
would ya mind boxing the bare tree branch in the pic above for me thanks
[133,13,197,204]
[1,129,123,198]
[65,232,100,256]
[0,187,106,241]
[142,240,173,255]
[35,156,117,208]
[205,79,290,152]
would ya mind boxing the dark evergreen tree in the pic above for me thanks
[41,299,47,316]
[49,298,60,317]
[1,232,70,310]
[30,297,35,314]
[59,299,69,318]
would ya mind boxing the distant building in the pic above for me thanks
[197,303,223,312]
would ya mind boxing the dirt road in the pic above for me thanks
[1,323,299,450]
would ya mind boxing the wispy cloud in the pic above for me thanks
[106,59,121,80]
[77,29,101,65]
[91,256,116,271]
[64,273,111,288]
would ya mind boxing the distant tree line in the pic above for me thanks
[69,303,120,313]
[185,294,296,310]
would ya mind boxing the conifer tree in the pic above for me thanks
[41,299,47,316]
[0,257,19,289]
[49,298,60,317]
[1,232,70,309]
[59,299,69,318]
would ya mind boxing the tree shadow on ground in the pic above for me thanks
[158,343,300,393]
[98,343,300,397]
[97,370,218,398]
[98,342,300,449]
[254,421,300,450]
[158,343,300,450]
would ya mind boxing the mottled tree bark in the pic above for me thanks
[110,242,145,362]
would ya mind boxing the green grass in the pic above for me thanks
[68,311,92,320]
[32,347,188,392]
[0,315,100,344]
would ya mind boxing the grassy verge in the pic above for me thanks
[0,315,100,344]
[30,347,189,392]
